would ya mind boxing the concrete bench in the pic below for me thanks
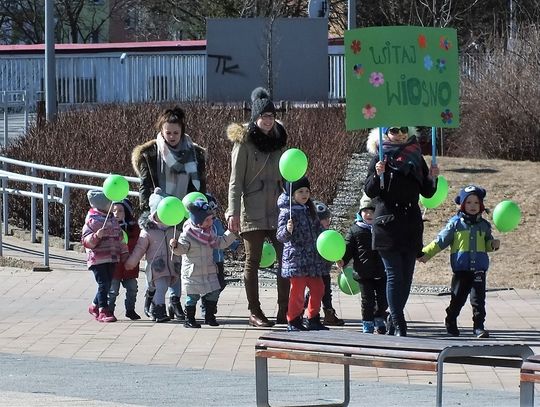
[255,330,534,407]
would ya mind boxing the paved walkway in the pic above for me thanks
[0,233,539,406]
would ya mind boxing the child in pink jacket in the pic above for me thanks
[124,188,182,323]
[82,190,128,323]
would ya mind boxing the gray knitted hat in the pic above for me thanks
[250,87,276,121]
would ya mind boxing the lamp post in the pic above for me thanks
[45,0,57,121]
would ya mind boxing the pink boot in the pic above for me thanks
[97,308,117,323]
[88,304,99,320]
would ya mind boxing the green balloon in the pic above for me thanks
[260,242,277,268]
[316,229,346,262]
[122,230,128,244]
[492,200,521,233]
[279,148,308,182]
[182,191,208,208]
[420,175,449,209]
[103,174,129,202]
[157,196,186,226]
[337,267,360,295]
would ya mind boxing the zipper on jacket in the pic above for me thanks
[387,172,394,192]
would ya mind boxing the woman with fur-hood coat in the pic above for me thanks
[131,106,207,212]
[131,106,206,322]
[225,87,290,328]
[363,126,438,337]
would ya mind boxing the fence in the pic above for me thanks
[0,155,139,268]
[0,48,488,110]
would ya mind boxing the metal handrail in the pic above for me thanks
[0,156,140,268]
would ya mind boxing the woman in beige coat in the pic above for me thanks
[226,87,290,327]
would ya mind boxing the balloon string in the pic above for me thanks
[170,224,177,261]
[102,205,112,228]
[344,272,354,295]
[289,183,292,220]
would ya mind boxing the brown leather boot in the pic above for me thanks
[249,309,274,328]
[323,308,345,326]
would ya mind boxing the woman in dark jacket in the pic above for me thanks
[131,106,207,321]
[364,126,439,336]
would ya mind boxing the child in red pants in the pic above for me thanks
[276,176,329,331]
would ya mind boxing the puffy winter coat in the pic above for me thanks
[172,220,237,295]
[125,213,181,285]
[342,221,386,280]
[276,193,328,278]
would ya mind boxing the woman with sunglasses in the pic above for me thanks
[364,126,439,336]
[225,87,290,328]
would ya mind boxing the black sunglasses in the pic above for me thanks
[388,127,409,135]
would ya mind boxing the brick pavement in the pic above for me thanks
[1,234,539,400]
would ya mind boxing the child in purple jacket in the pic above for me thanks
[277,176,329,332]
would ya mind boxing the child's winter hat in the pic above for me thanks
[284,176,310,195]
[87,190,111,213]
[250,87,276,121]
[205,192,218,211]
[313,200,331,220]
[187,198,214,225]
[455,185,486,213]
[358,193,376,212]
[148,187,165,214]
[114,198,135,222]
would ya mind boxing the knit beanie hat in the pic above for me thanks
[148,187,165,214]
[313,200,331,220]
[455,185,486,213]
[205,193,218,211]
[87,190,111,213]
[250,87,276,121]
[114,198,135,223]
[187,198,214,225]
[284,176,310,195]
[358,193,375,212]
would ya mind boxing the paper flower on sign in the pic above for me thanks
[439,36,451,51]
[441,109,453,124]
[436,58,447,73]
[353,64,364,78]
[424,55,433,71]
[362,104,377,119]
[418,34,427,49]
[351,39,361,54]
[369,72,384,87]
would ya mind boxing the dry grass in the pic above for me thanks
[414,156,540,289]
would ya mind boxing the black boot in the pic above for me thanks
[152,304,170,323]
[144,290,154,318]
[306,315,329,331]
[184,305,201,328]
[395,317,407,337]
[287,316,308,332]
[386,314,395,336]
[168,295,185,321]
[204,300,219,327]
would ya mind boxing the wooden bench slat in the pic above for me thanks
[256,349,438,372]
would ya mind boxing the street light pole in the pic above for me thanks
[348,0,356,29]
[45,0,57,121]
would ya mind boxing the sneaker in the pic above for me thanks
[474,328,490,338]
[125,309,141,320]
[323,308,345,326]
[445,318,460,337]
[97,308,117,323]
[362,320,375,334]
[88,304,99,320]
[374,317,386,334]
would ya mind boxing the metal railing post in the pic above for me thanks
[0,176,4,256]
[63,173,71,250]
[2,176,8,235]
[42,184,50,267]
[23,90,29,132]
[2,91,8,148]
[30,167,37,242]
